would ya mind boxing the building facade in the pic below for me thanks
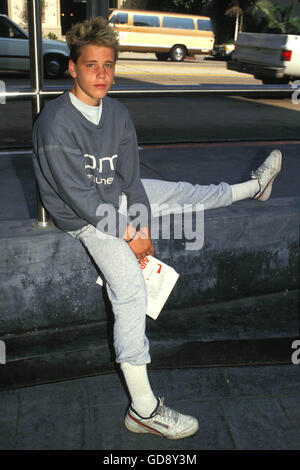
[4,0,63,38]
[1,0,125,39]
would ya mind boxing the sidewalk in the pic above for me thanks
[1,363,300,450]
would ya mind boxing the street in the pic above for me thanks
[115,52,257,86]
[0,53,299,148]
[1,52,256,87]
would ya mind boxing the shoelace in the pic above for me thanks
[155,397,179,425]
[251,162,271,179]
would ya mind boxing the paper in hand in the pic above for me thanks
[96,255,179,320]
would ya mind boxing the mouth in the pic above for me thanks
[94,84,106,89]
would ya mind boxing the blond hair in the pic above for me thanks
[66,16,119,63]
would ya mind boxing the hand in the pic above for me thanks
[127,227,154,262]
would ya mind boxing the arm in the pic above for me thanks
[116,112,154,260]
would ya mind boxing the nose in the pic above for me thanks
[96,65,105,78]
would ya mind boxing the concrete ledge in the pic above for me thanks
[0,196,299,336]
[0,289,298,390]
[169,196,299,306]
[0,219,103,335]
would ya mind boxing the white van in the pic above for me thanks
[109,9,215,61]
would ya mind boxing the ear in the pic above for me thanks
[69,59,77,78]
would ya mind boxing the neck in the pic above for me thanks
[70,87,100,107]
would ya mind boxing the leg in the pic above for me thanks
[68,225,199,438]
[70,225,150,366]
[142,149,282,209]
[142,179,233,212]
[68,225,157,416]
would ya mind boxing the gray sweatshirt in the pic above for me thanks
[32,92,151,236]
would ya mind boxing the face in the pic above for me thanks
[69,44,115,106]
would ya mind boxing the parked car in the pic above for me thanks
[109,9,215,61]
[228,32,300,84]
[0,14,69,78]
[211,43,235,60]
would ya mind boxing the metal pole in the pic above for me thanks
[28,0,43,117]
[28,0,50,228]
[86,0,109,20]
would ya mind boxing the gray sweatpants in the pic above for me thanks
[68,179,232,366]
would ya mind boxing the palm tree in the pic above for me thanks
[225,0,243,41]
[251,0,300,34]
[208,0,256,44]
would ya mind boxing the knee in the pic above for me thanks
[107,273,147,306]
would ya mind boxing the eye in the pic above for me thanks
[87,63,95,68]
[104,63,114,68]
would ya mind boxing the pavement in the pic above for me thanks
[1,363,300,451]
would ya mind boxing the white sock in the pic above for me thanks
[231,179,260,202]
[120,362,158,418]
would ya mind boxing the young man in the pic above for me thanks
[32,17,282,440]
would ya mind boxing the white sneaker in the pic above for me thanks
[125,397,199,440]
[251,149,282,201]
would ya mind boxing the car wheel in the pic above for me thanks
[170,45,186,62]
[44,55,66,79]
[155,52,169,61]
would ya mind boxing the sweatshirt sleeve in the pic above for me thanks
[34,116,126,238]
[116,112,152,230]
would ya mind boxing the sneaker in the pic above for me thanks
[251,149,282,201]
[124,397,199,440]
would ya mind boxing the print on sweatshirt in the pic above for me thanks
[84,153,118,186]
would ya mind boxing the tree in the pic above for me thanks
[171,0,212,12]
[259,0,300,33]
[122,0,214,14]
[121,0,300,41]
[225,0,243,41]
[244,0,300,34]
[121,0,148,10]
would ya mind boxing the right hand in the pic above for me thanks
[125,226,154,262]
